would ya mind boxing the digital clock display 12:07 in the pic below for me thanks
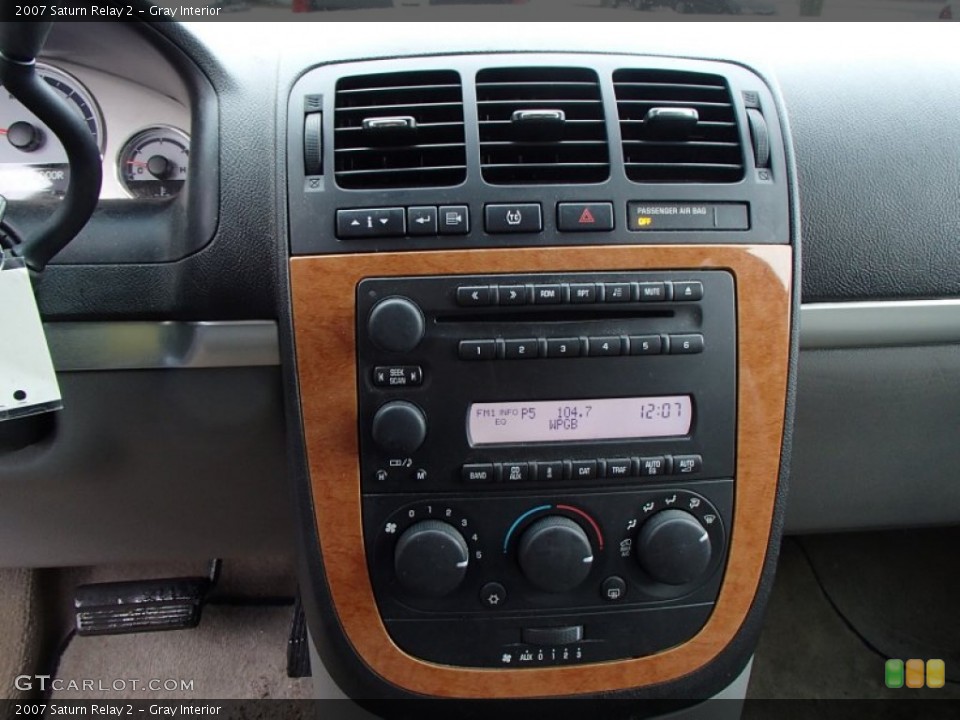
[467,396,693,446]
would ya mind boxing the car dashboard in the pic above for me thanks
[0,15,957,710]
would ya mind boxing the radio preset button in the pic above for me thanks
[499,285,528,305]
[457,286,494,307]
[462,464,495,483]
[640,456,670,477]
[459,339,497,361]
[638,282,668,303]
[536,461,564,482]
[373,365,423,387]
[500,462,531,482]
[673,281,704,301]
[504,339,539,359]
[570,459,598,480]
[604,283,632,303]
[629,335,663,355]
[546,338,582,358]
[588,336,623,357]
[533,284,563,304]
[604,458,634,478]
[569,283,598,303]
[670,334,705,354]
[673,455,703,475]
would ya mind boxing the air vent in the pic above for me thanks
[334,70,466,189]
[477,67,609,185]
[614,69,744,183]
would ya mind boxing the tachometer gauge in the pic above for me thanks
[0,63,105,198]
[118,126,189,199]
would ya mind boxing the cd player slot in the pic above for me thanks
[436,309,676,324]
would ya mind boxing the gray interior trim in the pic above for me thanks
[800,300,960,349]
[46,321,280,371]
[43,301,960,371]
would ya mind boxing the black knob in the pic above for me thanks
[636,509,712,586]
[394,520,469,597]
[7,121,44,152]
[372,401,427,456]
[146,154,172,179]
[517,516,594,593]
[368,297,425,353]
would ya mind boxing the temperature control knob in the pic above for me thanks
[371,401,427,455]
[517,516,594,593]
[636,509,712,586]
[394,520,469,597]
[368,297,425,353]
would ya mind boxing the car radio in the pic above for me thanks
[355,270,737,668]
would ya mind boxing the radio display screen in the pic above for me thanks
[467,396,693,446]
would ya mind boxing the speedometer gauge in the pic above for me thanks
[118,126,189,199]
[0,63,105,198]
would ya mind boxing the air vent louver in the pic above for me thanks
[614,69,744,183]
[477,67,609,185]
[334,70,466,189]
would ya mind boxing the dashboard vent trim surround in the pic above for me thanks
[476,67,610,185]
[614,69,744,183]
[334,70,467,189]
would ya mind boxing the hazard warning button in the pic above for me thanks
[557,202,614,232]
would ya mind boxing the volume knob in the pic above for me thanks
[368,296,425,353]
[372,401,427,456]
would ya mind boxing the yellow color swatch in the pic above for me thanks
[905,659,925,688]
[926,659,945,689]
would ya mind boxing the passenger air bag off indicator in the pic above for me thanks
[628,202,750,231]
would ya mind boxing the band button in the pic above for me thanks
[462,464,495,483]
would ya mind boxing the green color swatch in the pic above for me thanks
[885,659,905,688]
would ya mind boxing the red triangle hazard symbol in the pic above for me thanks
[578,208,596,224]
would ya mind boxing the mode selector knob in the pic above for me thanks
[368,296,425,353]
[394,520,469,597]
[636,509,712,586]
[517,516,594,593]
[371,401,427,456]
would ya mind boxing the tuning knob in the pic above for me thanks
[517,516,594,593]
[371,401,427,456]
[393,520,469,597]
[635,509,712,586]
[368,296,425,353]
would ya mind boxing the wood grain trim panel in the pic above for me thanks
[290,244,792,698]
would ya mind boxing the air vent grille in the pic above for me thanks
[614,69,744,183]
[334,70,466,189]
[477,67,609,185]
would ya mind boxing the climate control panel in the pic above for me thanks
[364,484,731,667]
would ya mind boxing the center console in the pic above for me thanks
[285,53,797,703]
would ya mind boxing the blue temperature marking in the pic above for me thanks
[503,505,552,553]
